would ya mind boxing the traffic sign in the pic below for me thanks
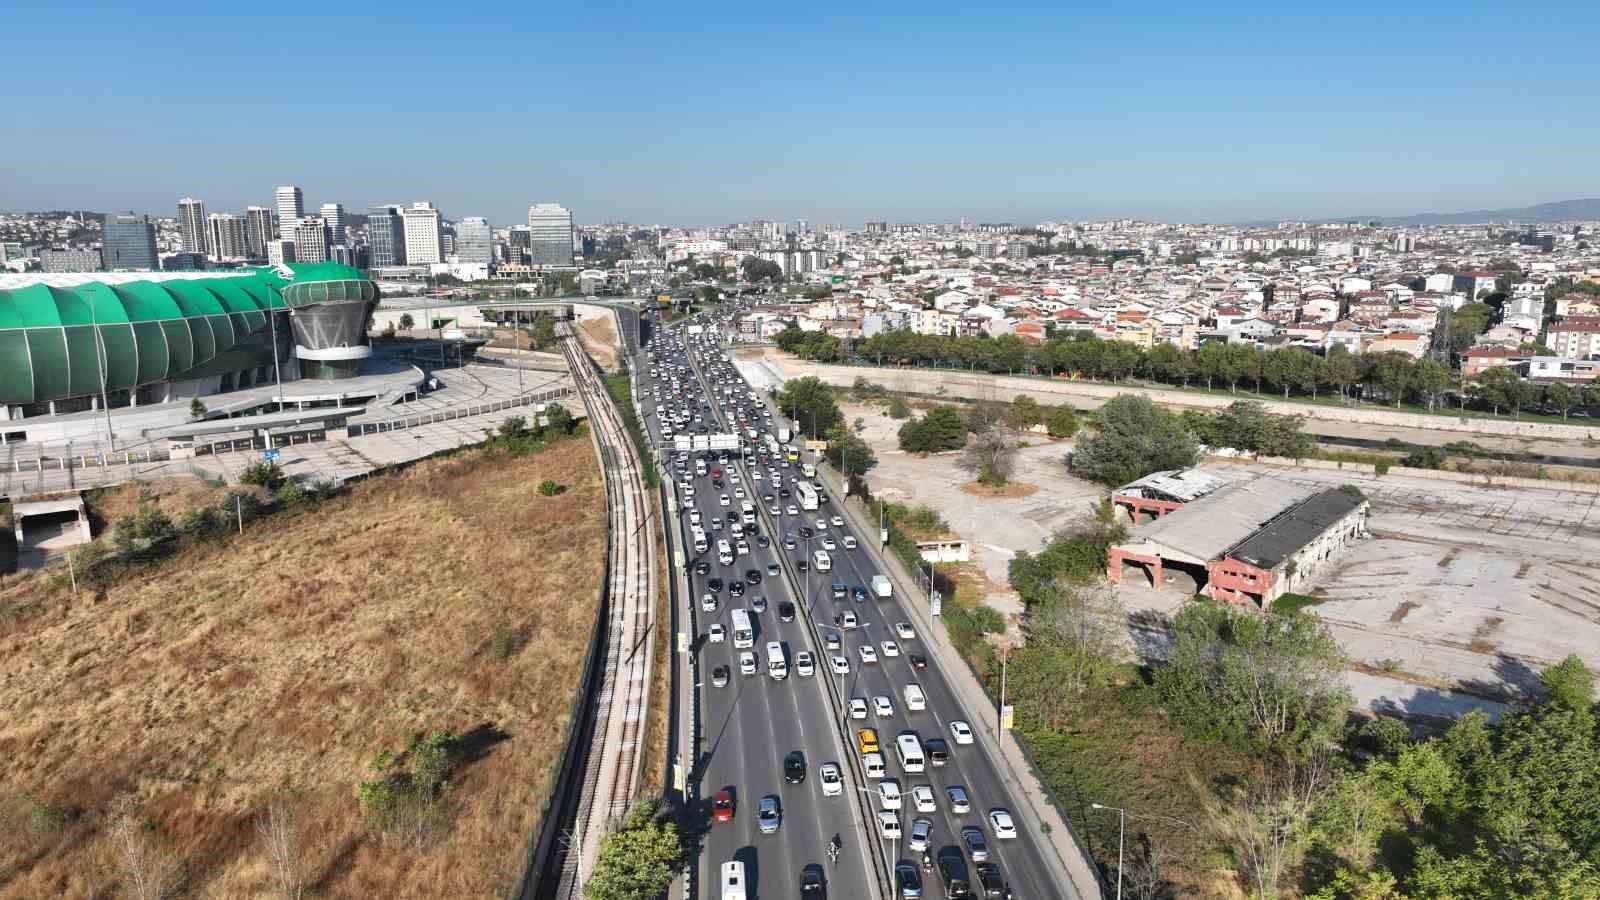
[930,593,943,617]
[677,631,689,653]
[262,448,281,461]
[1001,705,1015,730]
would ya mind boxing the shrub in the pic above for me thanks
[112,505,177,556]
[490,623,518,661]
[537,479,564,497]
[1400,447,1443,469]
[356,731,461,840]
[274,480,313,508]
[1045,405,1078,438]
[188,398,208,420]
[240,460,286,490]
[886,395,912,419]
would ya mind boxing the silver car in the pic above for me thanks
[757,796,781,834]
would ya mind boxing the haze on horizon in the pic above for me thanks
[3,1,1596,226]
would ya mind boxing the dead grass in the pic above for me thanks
[575,314,619,372]
[87,478,236,533]
[0,438,604,899]
[958,480,1040,499]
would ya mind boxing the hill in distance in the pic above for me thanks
[1356,198,1600,226]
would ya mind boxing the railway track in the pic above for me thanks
[548,322,658,899]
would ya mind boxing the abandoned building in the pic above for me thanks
[1107,474,1370,610]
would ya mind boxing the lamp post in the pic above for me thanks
[267,290,286,413]
[1090,803,1126,900]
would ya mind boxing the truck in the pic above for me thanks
[871,574,893,599]
[796,481,819,511]
[778,425,792,443]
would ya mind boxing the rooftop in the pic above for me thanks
[1118,475,1319,564]
[1227,489,1367,569]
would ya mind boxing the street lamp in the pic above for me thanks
[1090,803,1126,900]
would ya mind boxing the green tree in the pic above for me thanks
[398,313,415,330]
[1408,357,1452,411]
[1044,405,1079,438]
[824,424,877,477]
[1472,366,1522,415]
[189,397,208,420]
[1007,394,1045,431]
[1202,400,1313,458]
[898,405,969,453]
[1068,394,1199,487]
[543,402,575,434]
[1545,381,1579,419]
[776,376,843,438]
[1320,349,1361,401]
[584,801,683,900]
[886,394,912,419]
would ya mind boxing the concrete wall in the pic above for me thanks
[773,358,1600,442]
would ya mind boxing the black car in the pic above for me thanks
[783,750,806,784]
[779,488,791,498]
[726,511,740,524]
[745,569,763,584]
[778,601,796,622]
[796,560,809,572]
[800,866,826,897]
[938,849,972,898]
[729,580,746,597]
[693,560,710,576]
[783,533,797,549]
[975,863,1005,898]
[757,536,771,549]
[909,653,928,670]
[707,577,723,593]
[798,527,814,539]
[894,862,922,898]
[927,738,951,767]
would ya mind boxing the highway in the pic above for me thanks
[642,311,1074,899]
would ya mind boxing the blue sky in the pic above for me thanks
[2,1,1596,225]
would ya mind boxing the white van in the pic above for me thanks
[903,684,926,711]
[896,733,926,773]
[766,641,788,680]
[740,501,756,524]
[717,540,734,565]
[721,860,747,900]
[692,529,708,554]
[812,550,832,572]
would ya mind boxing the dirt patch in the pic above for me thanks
[958,480,1040,499]
[575,312,619,371]
[1469,616,1505,654]
[0,439,605,899]
[1389,600,1421,624]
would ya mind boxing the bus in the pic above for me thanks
[796,481,819,511]
[895,733,926,773]
[730,609,754,649]
[720,860,747,900]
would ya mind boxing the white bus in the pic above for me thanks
[766,641,788,680]
[717,540,734,565]
[895,733,926,773]
[796,481,819,511]
[812,550,832,572]
[730,609,754,649]
[720,860,747,900]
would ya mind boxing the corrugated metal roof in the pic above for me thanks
[1115,468,1227,502]
[1228,489,1365,569]
[1119,475,1318,564]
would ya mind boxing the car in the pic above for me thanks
[822,628,842,650]
[831,515,845,527]
[815,517,828,531]
[878,780,903,810]
[909,653,928,670]
[908,816,933,852]
[712,665,730,688]
[881,640,901,657]
[988,809,1018,839]
[779,487,791,498]
[786,505,799,516]
[739,652,757,675]
[843,535,857,550]
[819,762,842,796]
[708,624,725,643]
[751,595,768,614]
[757,535,771,549]
[850,697,869,719]
[873,695,895,718]
[707,578,723,593]
[836,610,858,629]
[798,526,814,539]
[975,862,1005,898]
[950,720,974,745]
[728,580,745,597]
[859,644,879,665]
[784,751,807,784]
[912,784,937,813]
[757,796,782,834]
[895,862,924,899]
[896,622,917,640]
[712,789,734,823]
[778,600,796,622]
[783,532,797,549]
[947,786,971,814]
[961,826,989,861]
[878,810,902,839]
[852,586,868,602]
[857,728,880,754]
[830,655,851,675]
[926,738,950,766]
[799,867,825,897]
[744,568,762,584]
[768,503,782,515]
[796,651,815,676]
[701,594,718,613]
[796,560,808,572]
[767,562,781,576]
[719,494,730,506]
[820,537,837,550]
[694,560,711,576]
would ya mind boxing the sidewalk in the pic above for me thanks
[815,462,1106,900]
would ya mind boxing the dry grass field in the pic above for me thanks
[0,437,604,898]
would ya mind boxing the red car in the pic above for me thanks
[713,790,734,823]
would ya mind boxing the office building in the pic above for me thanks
[267,240,296,265]
[207,213,249,260]
[291,217,331,263]
[527,202,574,267]
[39,249,102,273]
[178,197,209,255]
[402,202,443,265]
[244,206,273,258]
[101,213,159,271]
[367,204,406,268]
[320,202,345,244]
[275,185,305,239]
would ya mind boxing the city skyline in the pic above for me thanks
[4,3,1599,225]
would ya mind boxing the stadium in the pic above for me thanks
[0,263,379,427]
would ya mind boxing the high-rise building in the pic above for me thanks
[40,249,102,273]
[207,213,249,260]
[101,213,159,270]
[267,240,296,265]
[320,203,345,245]
[456,217,492,264]
[527,202,574,268]
[178,197,209,255]
[291,217,331,263]
[275,186,305,239]
[402,202,443,265]
[505,226,531,264]
[244,206,273,258]
[366,204,406,268]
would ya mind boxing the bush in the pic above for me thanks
[189,397,208,420]
[537,479,564,497]
[274,479,313,508]
[886,395,912,419]
[356,731,461,836]
[490,623,518,661]
[1400,447,1443,469]
[112,505,177,556]
[240,460,286,490]
[898,405,969,452]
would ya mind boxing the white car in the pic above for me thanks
[850,697,869,720]
[872,695,895,718]
[734,487,745,499]
[843,536,857,550]
[838,611,858,629]
[769,504,781,515]
[796,651,815,676]
[830,655,851,675]
[738,651,757,675]
[912,784,937,813]
[820,537,837,550]
[908,817,933,852]
[864,752,886,778]
[719,494,730,506]
[751,470,763,481]
[814,518,828,531]
[895,622,916,640]
[708,624,725,643]
[831,515,844,527]
[786,505,799,516]
[877,810,902,839]
[701,594,718,612]
[950,720,974,745]
[858,644,879,665]
[819,763,842,796]
[947,786,971,814]
[989,809,1018,839]
[880,640,901,658]
[878,780,903,810]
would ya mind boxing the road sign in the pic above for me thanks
[262,448,281,461]
[678,631,689,653]
[1001,704,1015,731]
[673,761,686,792]
[930,593,943,617]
